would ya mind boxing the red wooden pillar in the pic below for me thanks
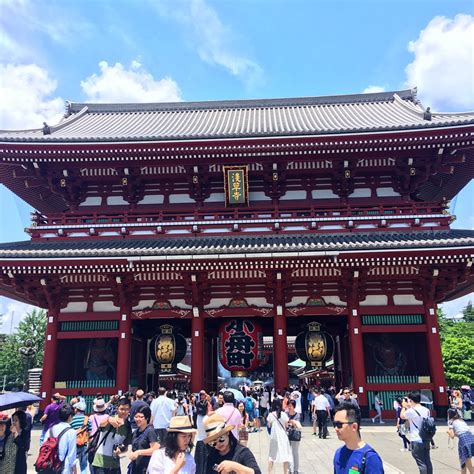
[191,314,205,393]
[347,303,368,408]
[273,304,288,390]
[425,302,448,411]
[116,311,132,392]
[40,308,59,407]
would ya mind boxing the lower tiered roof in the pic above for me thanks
[0,229,473,259]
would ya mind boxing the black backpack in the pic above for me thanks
[413,409,437,441]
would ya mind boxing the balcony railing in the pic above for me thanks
[362,314,424,325]
[367,375,431,384]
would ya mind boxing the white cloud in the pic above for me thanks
[363,86,386,94]
[0,297,41,334]
[152,0,264,88]
[405,14,474,111]
[81,61,182,103]
[0,63,64,130]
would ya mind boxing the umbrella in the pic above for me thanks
[461,385,471,390]
[220,388,245,402]
[0,391,43,411]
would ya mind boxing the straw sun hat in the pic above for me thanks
[203,413,235,444]
[167,416,197,434]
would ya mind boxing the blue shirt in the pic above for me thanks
[49,422,77,473]
[333,443,384,473]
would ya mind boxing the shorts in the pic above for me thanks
[254,408,260,418]
[246,410,254,421]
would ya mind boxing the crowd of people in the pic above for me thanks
[0,384,472,473]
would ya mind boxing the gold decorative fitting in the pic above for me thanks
[192,175,199,184]
[344,170,351,178]
[60,178,66,187]
[122,177,128,185]
[409,167,416,176]
[272,172,279,181]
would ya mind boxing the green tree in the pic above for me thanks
[437,307,474,386]
[463,300,474,322]
[0,309,47,387]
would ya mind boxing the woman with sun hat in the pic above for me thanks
[147,416,197,474]
[203,413,261,474]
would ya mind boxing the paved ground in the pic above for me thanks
[27,420,465,473]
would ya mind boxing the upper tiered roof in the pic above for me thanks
[1,89,474,143]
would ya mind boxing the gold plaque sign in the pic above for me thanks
[223,166,249,206]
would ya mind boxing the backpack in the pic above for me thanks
[414,409,437,441]
[34,426,71,473]
[76,416,89,447]
[245,397,254,412]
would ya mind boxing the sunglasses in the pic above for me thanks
[333,421,352,429]
[208,435,227,447]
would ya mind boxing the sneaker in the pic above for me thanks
[380,421,385,424]
[400,448,408,452]
[371,418,375,423]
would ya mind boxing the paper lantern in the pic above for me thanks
[295,322,334,370]
[149,324,187,375]
[219,319,263,377]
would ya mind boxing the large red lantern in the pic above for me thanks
[219,319,263,377]
[295,322,334,370]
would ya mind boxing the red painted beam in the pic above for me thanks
[361,325,427,333]
[57,331,119,339]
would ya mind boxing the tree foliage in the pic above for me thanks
[437,306,474,387]
[0,308,47,386]
[463,300,474,323]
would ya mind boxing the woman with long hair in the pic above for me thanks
[0,414,17,473]
[127,405,159,473]
[11,411,29,474]
[203,413,261,474]
[237,401,249,446]
[147,416,196,474]
[395,397,410,452]
[267,398,292,474]
[447,408,474,473]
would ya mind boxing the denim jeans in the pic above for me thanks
[411,441,433,474]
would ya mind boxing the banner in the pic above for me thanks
[223,165,249,206]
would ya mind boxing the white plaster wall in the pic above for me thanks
[79,196,102,206]
[393,295,422,305]
[169,194,195,203]
[360,295,388,306]
[168,299,192,309]
[376,187,400,197]
[245,297,272,308]
[349,188,371,198]
[280,190,307,200]
[137,195,164,204]
[93,301,120,312]
[133,300,155,310]
[249,191,271,201]
[205,193,225,202]
[323,296,345,306]
[312,189,338,199]
[204,298,232,309]
[287,296,309,307]
[106,196,128,205]
[62,302,88,313]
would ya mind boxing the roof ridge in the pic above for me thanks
[66,89,416,115]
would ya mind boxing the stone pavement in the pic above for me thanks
[27,420,464,473]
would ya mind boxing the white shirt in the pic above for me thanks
[404,405,430,443]
[147,448,196,474]
[150,395,177,429]
[313,394,330,411]
[260,392,269,408]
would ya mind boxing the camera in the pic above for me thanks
[112,443,126,458]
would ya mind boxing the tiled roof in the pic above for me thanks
[1,89,473,142]
[0,230,473,259]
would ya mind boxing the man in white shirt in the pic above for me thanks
[150,387,177,443]
[401,391,433,474]
[312,389,331,438]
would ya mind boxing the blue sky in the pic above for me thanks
[0,0,473,330]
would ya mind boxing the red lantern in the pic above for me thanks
[219,319,263,377]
